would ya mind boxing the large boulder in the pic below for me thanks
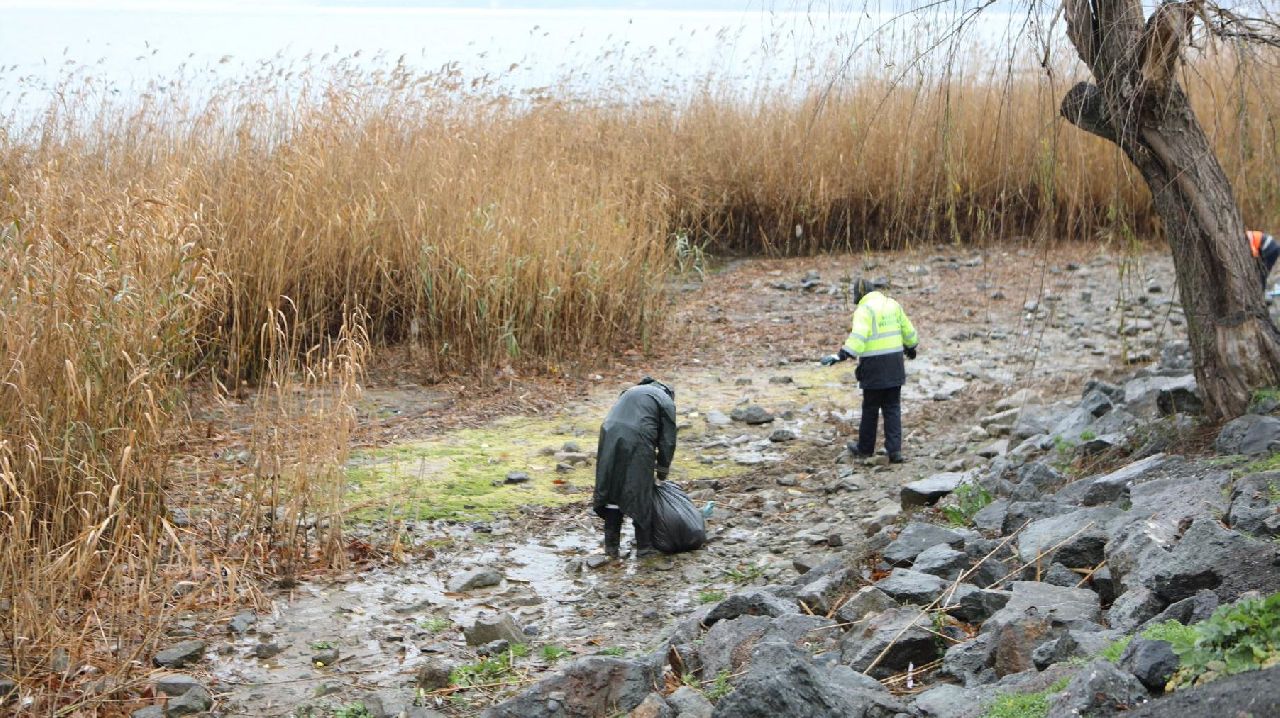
[1107,588,1167,632]
[1148,518,1280,603]
[840,607,940,678]
[1017,507,1122,569]
[796,568,855,615]
[1216,414,1280,455]
[1124,374,1195,417]
[1119,637,1179,694]
[711,641,907,718]
[698,615,772,679]
[940,633,996,687]
[913,544,970,581]
[835,587,900,626]
[481,657,656,718]
[1055,454,1169,506]
[465,613,526,646]
[1120,664,1280,717]
[982,582,1101,636]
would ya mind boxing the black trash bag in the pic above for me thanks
[651,481,706,554]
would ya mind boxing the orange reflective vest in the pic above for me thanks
[1249,230,1266,258]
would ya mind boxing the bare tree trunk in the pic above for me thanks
[1060,0,1280,419]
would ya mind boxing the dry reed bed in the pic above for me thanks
[0,44,1277,710]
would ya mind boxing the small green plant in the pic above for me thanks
[333,703,373,718]
[1099,635,1133,663]
[310,640,334,651]
[418,617,451,634]
[599,646,626,656]
[722,565,765,584]
[705,669,734,701]
[1168,592,1280,689]
[1079,429,1097,442]
[980,677,1070,718]
[941,482,994,527]
[541,644,572,662]
[1237,451,1280,476]
[1251,386,1280,410]
[698,590,727,604]
[680,672,699,688]
[1268,481,1280,504]
[450,653,517,688]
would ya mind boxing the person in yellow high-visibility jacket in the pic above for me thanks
[820,279,918,463]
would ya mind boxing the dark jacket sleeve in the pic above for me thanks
[655,398,678,477]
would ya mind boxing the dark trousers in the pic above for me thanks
[603,508,652,550]
[857,386,902,456]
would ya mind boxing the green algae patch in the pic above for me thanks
[345,416,597,521]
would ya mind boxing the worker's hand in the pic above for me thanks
[905,346,917,360]
[820,354,840,366]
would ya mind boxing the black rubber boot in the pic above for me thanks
[603,509,622,559]
[633,520,659,559]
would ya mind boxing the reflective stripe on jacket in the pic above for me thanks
[843,291,918,390]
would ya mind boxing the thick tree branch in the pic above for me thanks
[1139,0,1203,91]
[1063,0,1101,69]
[1060,82,1118,143]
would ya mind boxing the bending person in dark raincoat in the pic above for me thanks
[594,377,677,559]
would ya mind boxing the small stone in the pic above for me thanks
[152,640,206,669]
[253,642,283,659]
[448,568,503,592]
[826,533,843,548]
[153,674,202,698]
[769,428,797,443]
[131,707,165,718]
[464,612,526,646]
[415,661,454,691]
[227,611,256,635]
[730,404,775,425]
[164,685,213,716]
[478,639,510,656]
[1119,637,1178,694]
[504,471,531,484]
[768,376,794,385]
[311,647,340,666]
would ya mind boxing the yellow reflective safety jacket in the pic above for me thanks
[842,291,918,390]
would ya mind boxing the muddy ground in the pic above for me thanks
[177,245,1186,717]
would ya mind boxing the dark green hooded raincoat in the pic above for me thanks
[592,383,677,529]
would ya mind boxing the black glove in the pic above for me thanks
[905,345,917,360]
[820,354,841,366]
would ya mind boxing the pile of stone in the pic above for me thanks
[482,341,1280,718]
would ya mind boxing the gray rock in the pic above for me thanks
[699,615,772,678]
[912,684,986,718]
[152,640,206,669]
[1120,664,1280,717]
[1142,589,1218,629]
[883,523,965,566]
[983,582,1101,636]
[901,472,969,509]
[1227,472,1280,537]
[1001,501,1068,535]
[1124,374,1194,417]
[479,639,511,656]
[630,692,673,718]
[962,538,1015,589]
[1107,588,1167,633]
[464,613,526,646]
[1046,660,1148,718]
[1128,470,1229,526]
[705,410,732,427]
[227,611,256,635]
[731,405,775,425]
[131,708,165,718]
[704,589,797,626]
[971,499,1008,534]
[712,641,908,717]
[449,568,503,592]
[1156,378,1202,415]
[876,569,948,606]
[311,646,340,666]
[1041,562,1082,587]
[1216,414,1280,455]
[415,660,455,691]
[1033,629,1123,670]
[164,685,213,716]
[1091,407,1139,436]
[1012,405,1059,441]
[1090,565,1117,605]
[941,633,995,687]
[1148,518,1280,603]
[1048,406,1094,444]
[835,586,900,626]
[980,408,1021,435]
[1080,389,1115,418]
[1119,637,1178,694]
[1105,518,1177,595]
[153,674,202,697]
[481,657,655,718]
[666,686,714,718]
[949,587,1011,624]
[840,607,940,678]
[912,544,969,581]
[769,428,797,443]
[1017,507,1122,569]
[1061,453,1169,506]
[796,568,854,615]
[252,642,283,659]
